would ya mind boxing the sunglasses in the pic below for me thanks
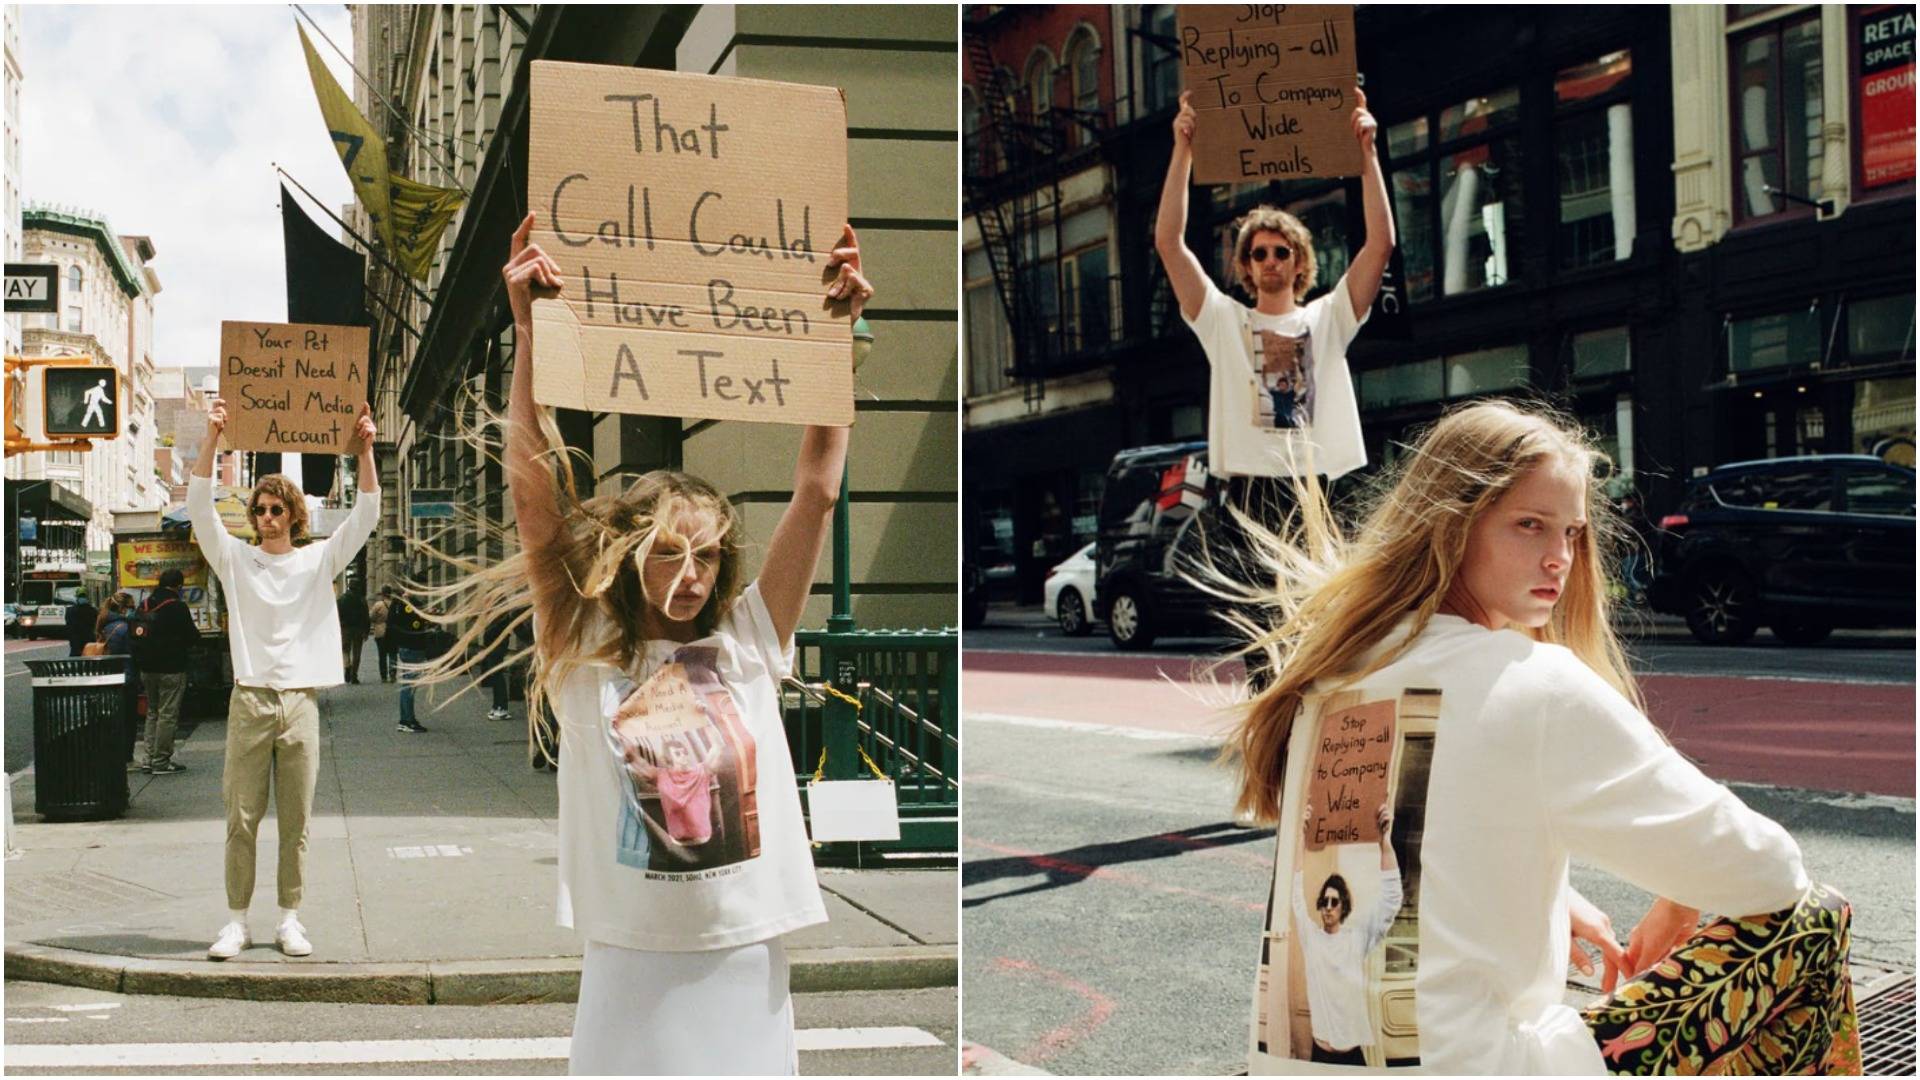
[1248,244,1293,264]
[1317,896,1342,910]
[250,503,287,518]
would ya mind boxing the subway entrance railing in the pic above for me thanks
[783,627,958,867]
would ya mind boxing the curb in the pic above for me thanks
[5,941,958,1005]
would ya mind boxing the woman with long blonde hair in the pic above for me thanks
[1231,400,1858,1074]
[417,212,872,1075]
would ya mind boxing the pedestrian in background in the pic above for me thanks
[338,587,370,684]
[485,612,514,721]
[369,586,395,683]
[65,594,98,657]
[97,592,140,765]
[132,568,200,774]
[387,591,436,733]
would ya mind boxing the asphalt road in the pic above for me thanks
[6,638,68,775]
[959,711,1917,1076]
[1,981,958,1075]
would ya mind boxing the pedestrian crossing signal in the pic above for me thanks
[42,365,119,439]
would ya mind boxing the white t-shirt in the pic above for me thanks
[548,582,828,953]
[1184,273,1368,480]
[186,474,379,690]
[1291,868,1403,1052]
[1251,614,1807,1074]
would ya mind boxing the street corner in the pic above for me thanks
[962,1040,1055,1076]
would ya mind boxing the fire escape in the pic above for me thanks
[962,9,1073,409]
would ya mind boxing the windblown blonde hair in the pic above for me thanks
[406,393,746,754]
[1230,206,1317,301]
[1221,399,1645,824]
[248,474,310,542]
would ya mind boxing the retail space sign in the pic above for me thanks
[1858,5,1915,189]
[526,61,854,427]
[1177,4,1361,184]
[4,263,58,314]
[114,538,208,589]
[218,321,369,454]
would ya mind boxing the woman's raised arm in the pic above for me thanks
[503,213,579,651]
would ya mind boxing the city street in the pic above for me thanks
[2,980,957,1075]
[7,638,73,774]
[960,607,1916,1075]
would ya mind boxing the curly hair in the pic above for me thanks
[1318,873,1354,923]
[1231,206,1318,301]
[248,473,310,542]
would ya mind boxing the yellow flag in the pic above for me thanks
[389,175,465,280]
[298,24,392,245]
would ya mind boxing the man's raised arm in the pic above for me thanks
[1153,90,1213,323]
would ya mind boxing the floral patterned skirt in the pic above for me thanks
[1581,882,1861,1075]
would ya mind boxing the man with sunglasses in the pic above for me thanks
[1153,86,1396,483]
[1290,802,1404,1066]
[188,395,381,961]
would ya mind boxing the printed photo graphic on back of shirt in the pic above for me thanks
[1253,327,1315,432]
[1256,688,1440,1069]
[602,645,762,879]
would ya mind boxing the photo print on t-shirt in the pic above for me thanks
[1253,326,1315,432]
[1256,687,1440,1069]
[602,644,763,879]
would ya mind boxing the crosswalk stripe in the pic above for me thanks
[1,1027,946,1068]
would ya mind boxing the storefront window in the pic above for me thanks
[1729,309,1819,373]
[1732,11,1825,221]
[1440,137,1523,294]
[1555,51,1636,269]
[1359,358,1444,409]
[1445,344,1530,396]
[1390,90,1524,301]
[1852,376,1915,463]
[1847,293,1916,364]
[1389,152,1435,303]
[1287,190,1349,300]
[1571,326,1632,379]
[1853,5,1916,190]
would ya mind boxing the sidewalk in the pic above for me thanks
[3,675,956,1004]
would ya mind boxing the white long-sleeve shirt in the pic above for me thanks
[187,474,380,690]
[1256,613,1806,1075]
[1291,868,1403,1052]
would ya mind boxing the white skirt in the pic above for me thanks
[568,937,795,1076]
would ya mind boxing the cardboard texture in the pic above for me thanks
[1177,4,1361,184]
[218,321,369,454]
[1304,694,1396,851]
[529,61,852,427]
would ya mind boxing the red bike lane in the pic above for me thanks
[964,650,1916,798]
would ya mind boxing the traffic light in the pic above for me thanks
[42,365,120,439]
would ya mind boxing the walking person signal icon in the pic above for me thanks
[43,365,120,438]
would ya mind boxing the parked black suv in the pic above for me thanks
[1648,455,1915,645]
[1093,443,1276,649]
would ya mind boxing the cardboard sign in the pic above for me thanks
[1304,695,1395,850]
[1177,5,1361,184]
[218,321,369,454]
[114,538,208,589]
[528,61,853,427]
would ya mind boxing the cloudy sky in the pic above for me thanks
[19,4,360,369]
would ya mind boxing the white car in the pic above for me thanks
[1042,543,1099,636]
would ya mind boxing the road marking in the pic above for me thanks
[1,1027,946,1067]
[386,844,471,858]
[965,711,1223,743]
[6,1017,70,1024]
[42,1003,122,1013]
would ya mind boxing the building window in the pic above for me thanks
[963,90,982,176]
[1731,9,1825,222]
[1847,293,1916,365]
[1141,6,1181,113]
[1852,376,1916,461]
[1853,5,1917,191]
[1446,343,1530,396]
[64,304,81,333]
[964,248,1012,397]
[1061,243,1110,352]
[1359,357,1445,409]
[1728,308,1819,373]
[1024,49,1054,126]
[1066,27,1101,147]
[1570,326,1633,380]
[66,264,81,295]
[1287,189,1350,301]
[1555,51,1637,269]
[1389,87,1525,301]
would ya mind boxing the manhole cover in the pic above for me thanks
[1860,975,1916,1077]
[5,869,175,922]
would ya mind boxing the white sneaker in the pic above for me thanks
[276,917,313,957]
[207,921,250,960]
[487,707,510,721]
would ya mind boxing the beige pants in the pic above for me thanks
[223,685,320,911]
[143,671,187,768]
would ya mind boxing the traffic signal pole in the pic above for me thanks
[4,355,115,456]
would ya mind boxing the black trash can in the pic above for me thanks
[25,657,130,822]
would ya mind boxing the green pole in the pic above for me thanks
[828,459,854,634]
